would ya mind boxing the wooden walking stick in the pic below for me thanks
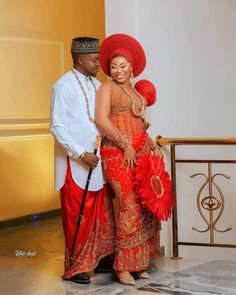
[69,135,102,266]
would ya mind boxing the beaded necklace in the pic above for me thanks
[115,82,146,117]
[72,68,97,123]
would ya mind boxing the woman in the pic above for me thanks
[95,34,162,286]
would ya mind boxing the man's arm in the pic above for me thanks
[50,82,85,158]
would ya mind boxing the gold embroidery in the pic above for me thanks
[101,150,160,271]
[114,234,160,271]
[63,189,115,277]
[110,130,132,150]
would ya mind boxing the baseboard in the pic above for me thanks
[0,208,61,229]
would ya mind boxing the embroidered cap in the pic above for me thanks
[71,37,100,54]
[99,33,146,77]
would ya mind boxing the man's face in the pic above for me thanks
[81,53,100,77]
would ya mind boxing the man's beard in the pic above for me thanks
[87,68,99,77]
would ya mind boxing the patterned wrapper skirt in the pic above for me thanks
[60,159,116,279]
[101,132,160,272]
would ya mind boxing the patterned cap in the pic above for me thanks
[71,37,99,54]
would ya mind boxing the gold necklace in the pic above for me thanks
[72,68,97,123]
[115,82,146,117]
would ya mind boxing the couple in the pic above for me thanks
[50,34,162,286]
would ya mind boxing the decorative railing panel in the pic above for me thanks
[156,137,236,258]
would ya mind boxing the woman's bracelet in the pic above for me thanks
[111,132,132,151]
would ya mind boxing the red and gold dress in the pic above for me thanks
[100,82,160,272]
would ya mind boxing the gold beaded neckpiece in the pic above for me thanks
[115,82,146,117]
[72,68,97,123]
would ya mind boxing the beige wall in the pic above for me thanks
[0,0,105,221]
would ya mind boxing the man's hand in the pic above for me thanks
[81,152,99,169]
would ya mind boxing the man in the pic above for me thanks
[50,37,115,284]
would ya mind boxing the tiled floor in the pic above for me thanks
[0,216,236,295]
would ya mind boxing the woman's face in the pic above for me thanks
[110,55,133,84]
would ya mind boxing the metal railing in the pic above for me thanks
[156,136,236,258]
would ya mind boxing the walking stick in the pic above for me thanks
[69,135,102,266]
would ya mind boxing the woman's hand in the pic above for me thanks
[153,146,164,158]
[122,146,136,169]
[142,119,151,130]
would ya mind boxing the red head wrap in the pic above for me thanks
[99,33,146,77]
[109,48,134,65]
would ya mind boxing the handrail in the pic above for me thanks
[155,136,236,146]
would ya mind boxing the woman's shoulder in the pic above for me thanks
[98,80,116,95]
[99,80,115,89]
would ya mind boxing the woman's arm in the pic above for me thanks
[95,82,120,140]
[147,134,163,158]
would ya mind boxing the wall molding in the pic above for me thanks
[0,118,51,139]
[0,37,64,75]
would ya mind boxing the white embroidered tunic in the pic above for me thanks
[50,68,105,191]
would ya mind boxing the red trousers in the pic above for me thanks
[60,160,115,279]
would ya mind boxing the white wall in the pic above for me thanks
[105,0,236,259]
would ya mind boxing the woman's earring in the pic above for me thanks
[130,72,134,78]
